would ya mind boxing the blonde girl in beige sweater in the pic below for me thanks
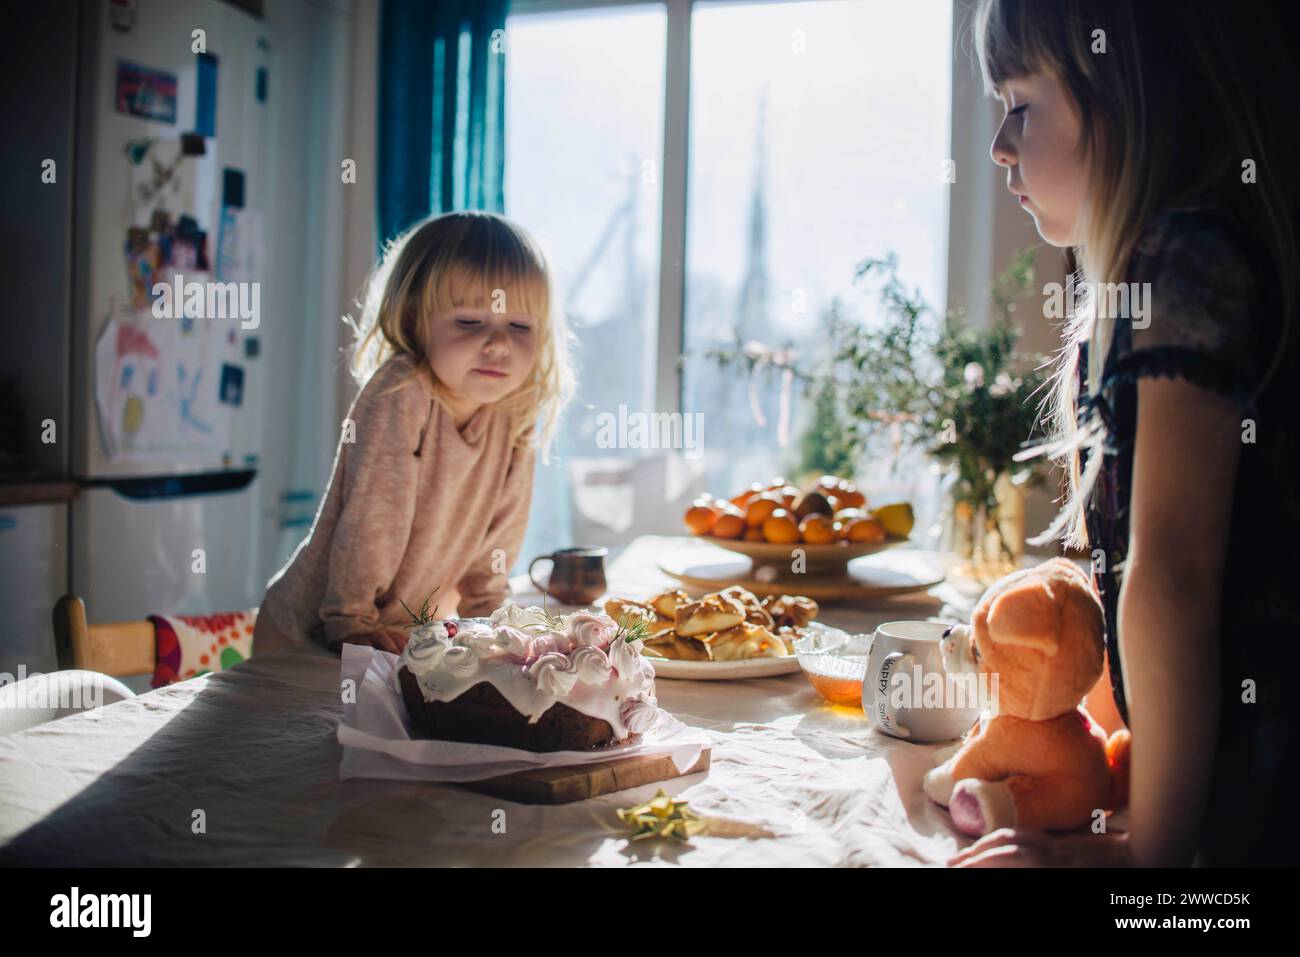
[255,212,573,655]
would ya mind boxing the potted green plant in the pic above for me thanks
[706,248,1049,576]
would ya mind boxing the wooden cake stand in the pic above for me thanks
[657,538,945,601]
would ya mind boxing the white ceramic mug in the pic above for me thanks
[863,620,982,742]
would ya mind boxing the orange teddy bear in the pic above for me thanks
[923,558,1131,836]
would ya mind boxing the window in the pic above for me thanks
[506,0,952,555]
[505,3,667,554]
[683,0,952,500]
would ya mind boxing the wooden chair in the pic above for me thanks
[0,595,144,737]
[53,594,155,678]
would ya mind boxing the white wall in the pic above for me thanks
[256,0,358,581]
[336,0,380,428]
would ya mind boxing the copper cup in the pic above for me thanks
[528,547,608,606]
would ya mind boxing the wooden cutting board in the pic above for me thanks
[459,747,711,804]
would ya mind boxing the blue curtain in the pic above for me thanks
[376,0,573,584]
[378,0,508,245]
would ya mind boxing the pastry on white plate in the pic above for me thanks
[719,585,775,628]
[705,622,788,661]
[675,592,746,637]
[762,594,819,630]
[604,598,657,624]
[647,588,691,620]
[643,631,712,662]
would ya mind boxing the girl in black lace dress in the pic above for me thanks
[954,0,1300,867]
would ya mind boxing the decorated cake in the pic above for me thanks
[397,602,660,752]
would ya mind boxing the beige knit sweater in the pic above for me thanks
[259,352,536,652]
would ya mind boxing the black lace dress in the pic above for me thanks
[1079,206,1300,866]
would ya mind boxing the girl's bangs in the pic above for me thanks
[975,0,1057,94]
[425,249,551,324]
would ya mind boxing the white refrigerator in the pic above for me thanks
[69,0,274,647]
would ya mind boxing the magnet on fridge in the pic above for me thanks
[219,363,245,407]
[116,60,177,124]
[124,226,160,310]
[109,0,137,33]
[222,168,245,209]
[195,51,218,137]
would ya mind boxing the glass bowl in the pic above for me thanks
[794,625,873,709]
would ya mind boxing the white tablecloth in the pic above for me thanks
[0,536,1004,866]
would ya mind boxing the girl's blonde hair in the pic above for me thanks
[975,0,1299,548]
[346,211,574,459]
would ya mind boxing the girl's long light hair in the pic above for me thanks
[346,211,574,460]
[975,0,1299,548]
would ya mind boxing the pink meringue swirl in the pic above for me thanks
[528,651,581,697]
[620,697,660,735]
[567,612,616,649]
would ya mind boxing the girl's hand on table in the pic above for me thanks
[342,629,410,655]
[949,829,1133,867]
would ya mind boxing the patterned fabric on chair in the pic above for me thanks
[149,611,257,687]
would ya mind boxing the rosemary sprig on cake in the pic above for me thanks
[611,613,651,645]
[535,594,572,634]
[399,588,441,629]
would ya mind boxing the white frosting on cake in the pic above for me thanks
[400,601,660,741]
